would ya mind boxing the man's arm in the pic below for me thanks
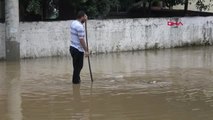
[80,38,89,57]
[77,17,89,56]
[80,38,88,52]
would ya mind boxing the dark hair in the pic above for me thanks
[77,11,85,19]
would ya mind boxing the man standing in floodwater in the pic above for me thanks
[70,11,89,84]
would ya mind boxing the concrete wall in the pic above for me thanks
[1,17,213,58]
[0,23,5,59]
[87,17,213,53]
[20,21,70,58]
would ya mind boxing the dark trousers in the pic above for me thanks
[70,46,84,84]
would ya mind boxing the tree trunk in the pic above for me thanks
[148,0,152,17]
[5,0,20,60]
[184,0,189,16]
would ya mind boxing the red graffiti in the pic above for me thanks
[167,21,183,26]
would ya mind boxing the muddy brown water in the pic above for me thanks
[1,46,213,120]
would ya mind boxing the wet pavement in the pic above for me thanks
[1,46,213,120]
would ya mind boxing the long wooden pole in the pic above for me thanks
[85,21,94,82]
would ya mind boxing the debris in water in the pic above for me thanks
[110,80,115,82]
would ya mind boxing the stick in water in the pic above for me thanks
[85,21,94,82]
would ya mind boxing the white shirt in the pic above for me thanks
[70,20,85,52]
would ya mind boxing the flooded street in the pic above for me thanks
[1,46,213,120]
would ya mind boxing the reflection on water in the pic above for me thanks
[0,62,22,120]
[0,46,213,120]
[6,63,22,120]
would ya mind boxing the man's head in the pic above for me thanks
[77,11,87,23]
